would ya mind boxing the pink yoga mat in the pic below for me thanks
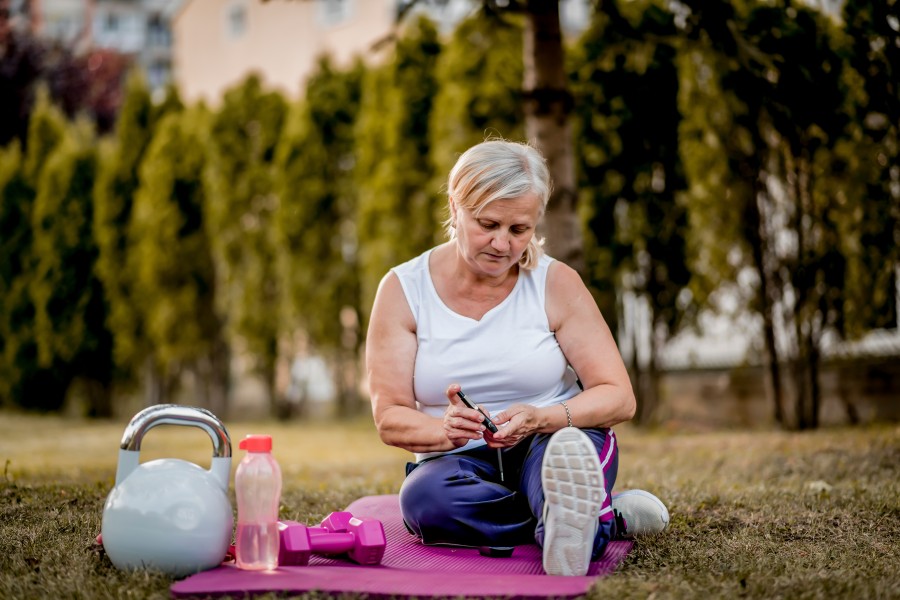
[171,494,633,599]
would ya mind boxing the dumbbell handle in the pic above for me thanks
[278,518,386,566]
[308,531,356,555]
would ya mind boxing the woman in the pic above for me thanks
[366,139,667,576]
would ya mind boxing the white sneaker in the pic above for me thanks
[611,489,669,537]
[541,427,605,576]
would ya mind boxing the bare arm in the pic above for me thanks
[546,261,635,428]
[366,272,487,453]
[489,261,635,443]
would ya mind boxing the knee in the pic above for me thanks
[399,462,460,536]
[399,461,458,517]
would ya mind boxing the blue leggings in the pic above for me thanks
[399,428,619,560]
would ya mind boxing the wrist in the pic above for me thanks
[560,401,573,428]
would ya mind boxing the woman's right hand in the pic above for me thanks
[443,383,487,448]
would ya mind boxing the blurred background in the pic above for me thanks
[1,0,897,431]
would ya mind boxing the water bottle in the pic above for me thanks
[235,434,282,570]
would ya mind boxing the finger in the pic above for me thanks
[445,417,484,440]
[490,410,508,426]
[446,383,462,405]
[450,414,484,432]
[484,432,517,448]
[490,424,508,441]
[448,386,491,426]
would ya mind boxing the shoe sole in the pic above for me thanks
[611,489,669,536]
[541,428,605,576]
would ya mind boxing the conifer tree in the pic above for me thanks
[94,71,180,401]
[129,107,228,415]
[290,0,584,273]
[572,0,689,423]
[356,15,441,317]
[29,118,114,415]
[677,0,893,428]
[0,89,71,410]
[22,88,67,186]
[840,0,899,338]
[430,10,524,182]
[522,0,583,272]
[275,56,364,417]
[205,74,287,414]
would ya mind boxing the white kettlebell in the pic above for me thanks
[101,404,234,577]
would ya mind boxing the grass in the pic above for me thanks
[1,412,898,599]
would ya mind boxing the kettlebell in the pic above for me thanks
[101,404,234,577]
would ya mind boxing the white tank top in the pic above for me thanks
[392,248,582,461]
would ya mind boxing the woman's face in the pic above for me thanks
[452,193,542,278]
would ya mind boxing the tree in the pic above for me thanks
[0,22,130,146]
[129,107,229,416]
[840,0,900,341]
[678,0,898,428]
[429,8,525,181]
[205,74,287,415]
[0,89,71,410]
[751,5,857,429]
[94,72,181,406]
[29,117,115,416]
[572,0,690,423]
[275,56,365,417]
[373,0,585,273]
[356,15,442,316]
[521,0,583,272]
[676,1,784,422]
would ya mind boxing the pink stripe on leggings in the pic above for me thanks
[598,430,617,521]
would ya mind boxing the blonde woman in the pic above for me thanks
[366,139,668,576]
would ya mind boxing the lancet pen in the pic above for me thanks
[456,390,504,482]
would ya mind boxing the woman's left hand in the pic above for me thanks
[483,404,543,448]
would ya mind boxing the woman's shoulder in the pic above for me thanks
[544,257,582,289]
[392,247,434,277]
[543,257,588,306]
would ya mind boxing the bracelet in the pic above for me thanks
[561,402,572,428]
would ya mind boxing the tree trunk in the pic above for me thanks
[144,356,164,407]
[793,356,810,430]
[809,341,820,429]
[83,377,113,418]
[745,173,785,426]
[639,330,661,426]
[523,0,584,275]
[838,365,860,425]
[199,338,230,419]
[793,331,822,431]
[261,359,281,420]
[747,206,786,428]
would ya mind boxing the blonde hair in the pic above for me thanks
[445,140,551,270]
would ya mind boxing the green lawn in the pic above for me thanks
[1,412,897,599]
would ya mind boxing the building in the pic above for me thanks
[172,0,393,104]
[10,0,183,94]
[171,0,591,105]
[92,0,182,92]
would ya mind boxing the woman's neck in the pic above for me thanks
[429,244,519,320]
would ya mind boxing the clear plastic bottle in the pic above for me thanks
[235,434,282,570]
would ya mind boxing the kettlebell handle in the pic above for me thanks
[120,404,232,456]
[115,404,232,488]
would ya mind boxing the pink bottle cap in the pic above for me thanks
[239,434,272,452]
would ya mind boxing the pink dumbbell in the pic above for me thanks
[278,514,386,566]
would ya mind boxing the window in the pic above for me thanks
[319,0,353,27]
[147,14,171,47]
[227,2,247,39]
[148,60,171,90]
[104,12,119,33]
